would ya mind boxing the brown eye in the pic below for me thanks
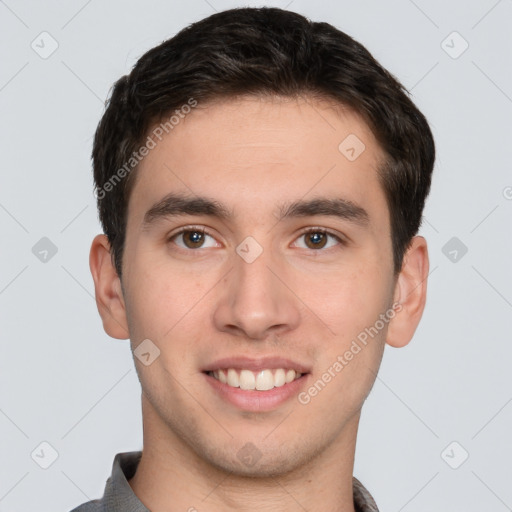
[304,231,328,249]
[182,230,206,248]
[294,229,343,251]
[169,228,218,250]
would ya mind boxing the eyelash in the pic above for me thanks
[167,225,345,252]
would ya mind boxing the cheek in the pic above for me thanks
[123,263,186,341]
[124,256,218,356]
[303,261,392,398]
[311,262,394,336]
[304,280,390,416]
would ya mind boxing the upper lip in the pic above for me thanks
[202,356,311,374]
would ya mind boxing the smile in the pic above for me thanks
[207,368,303,391]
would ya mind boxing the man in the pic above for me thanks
[72,6,434,511]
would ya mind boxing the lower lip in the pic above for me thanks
[204,372,309,412]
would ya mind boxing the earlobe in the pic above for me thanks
[89,234,130,339]
[386,236,429,348]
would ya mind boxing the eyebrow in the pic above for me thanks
[142,192,369,228]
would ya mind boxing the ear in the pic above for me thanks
[89,234,130,339]
[386,236,429,348]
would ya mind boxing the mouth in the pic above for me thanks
[202,356,310,411]
[206,368,303,391]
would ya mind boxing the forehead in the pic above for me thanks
[128,95,388,226]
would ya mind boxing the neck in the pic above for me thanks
[129,394,359,512]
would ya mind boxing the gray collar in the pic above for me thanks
[71,451,379,511]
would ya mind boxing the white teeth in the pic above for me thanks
[274,368,286,387]
[239,369,256,390]
[227,368,240,387]
[218,369,227,384]
[210,368,302,390]
[255,370,274,391]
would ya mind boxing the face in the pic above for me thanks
[94,95,424,477]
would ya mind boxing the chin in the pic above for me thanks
[215,453,301,479]
[194,438,319,480]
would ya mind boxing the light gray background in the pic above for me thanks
[1,0,511,511]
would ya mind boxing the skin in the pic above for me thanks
[90,95,429,512]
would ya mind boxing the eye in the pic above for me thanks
[293,228,343,250]
[168,227,344,252]
[168,227,220,250]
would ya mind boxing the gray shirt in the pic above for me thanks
[70,451,380,512]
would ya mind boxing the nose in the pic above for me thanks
[212,244,301,341]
